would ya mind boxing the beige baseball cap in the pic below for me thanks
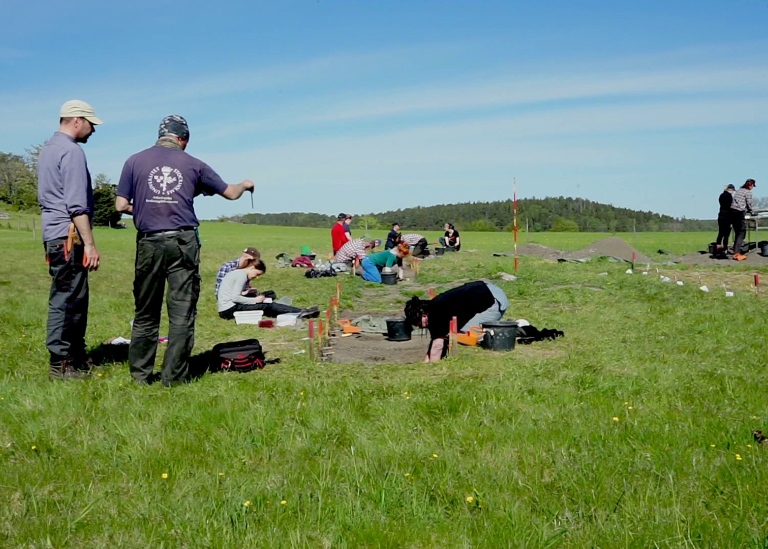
[60,100,103,125]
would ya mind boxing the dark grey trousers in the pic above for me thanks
[44,238,89,362]
[129,230,200,385]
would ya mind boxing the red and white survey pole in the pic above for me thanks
[513,177,519,272]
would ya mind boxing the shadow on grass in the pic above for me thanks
[87,344,280,381]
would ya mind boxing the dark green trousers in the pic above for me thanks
[129,229,200,385]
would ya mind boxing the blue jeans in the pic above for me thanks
[461,283,508,331]
[361,257,382,282]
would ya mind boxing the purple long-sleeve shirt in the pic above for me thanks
[37,132,93,241]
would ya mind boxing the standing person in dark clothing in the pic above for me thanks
[385,222,401,250]
[716,184,735,253]
[115,115,254,386]
[38,100,103,380]
[404,281,509,362]
[730,179,756,261]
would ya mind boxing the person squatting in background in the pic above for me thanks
[730,179,756,261]
[400,233,429,258]
[334,238,380,265]
[361,243,410,282]
[439,223,461,251]
[404,280,509,362]
[217,260,320,319]
[38,99,103,380]
[715,184,735,253]
[116,114,255,387]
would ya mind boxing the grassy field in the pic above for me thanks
[2,221,768,547]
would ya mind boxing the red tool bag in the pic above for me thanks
[211,339,265,373]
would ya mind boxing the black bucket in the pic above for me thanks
[435,247,445,256]
[481,321,518,351]
[381,272,398,285]
[386,318,412,341]
[762,243,768,257]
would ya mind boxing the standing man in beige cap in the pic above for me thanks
[37,99,103,380]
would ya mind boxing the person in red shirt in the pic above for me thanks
[331,213,350,254]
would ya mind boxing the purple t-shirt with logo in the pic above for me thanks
[116,145,228,233]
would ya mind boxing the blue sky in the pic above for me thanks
[1,0,767,221]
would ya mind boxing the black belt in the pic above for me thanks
[138,227,196,238]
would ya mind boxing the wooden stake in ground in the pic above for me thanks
[411,257,420,278]
[449,316,458,357]
[308,320,316,361]
[513,177,519,273]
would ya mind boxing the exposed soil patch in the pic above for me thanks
[515,243,563,261]
[678,251,768,267]
[327,332,427,364]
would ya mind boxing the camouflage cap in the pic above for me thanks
[158,114,190,140]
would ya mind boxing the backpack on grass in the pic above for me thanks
[211,339,265,373]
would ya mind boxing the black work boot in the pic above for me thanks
[50,358,89,380]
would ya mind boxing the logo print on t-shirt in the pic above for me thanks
[148,166,184,196]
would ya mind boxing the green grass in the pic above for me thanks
[2,223,768,547]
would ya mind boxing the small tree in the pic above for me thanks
[92,173,122,227]
[550,217,579,232]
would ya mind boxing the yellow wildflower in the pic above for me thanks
[280,500,287,505]
[735,454,743,461]
[244,500,251,507]
[31,445,37,451]
[466,496,475,504]
[432,453,439,458]
[710,444,715,448]
[612,417,619,422]
[161,473,169,479]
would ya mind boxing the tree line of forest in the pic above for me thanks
[0,146,751,232]
[228,197,722,232]
[0,147,121,227]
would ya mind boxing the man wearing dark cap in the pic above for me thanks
[214,246,261,298]
[115,114,255,386]
[331,213,350,254]
[38,99,103,380]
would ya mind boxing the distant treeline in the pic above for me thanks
[228,197,717,232]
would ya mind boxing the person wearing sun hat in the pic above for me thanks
[115,114,255,387]
[37,99,104,380]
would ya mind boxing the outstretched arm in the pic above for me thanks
[221,180,255,200]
